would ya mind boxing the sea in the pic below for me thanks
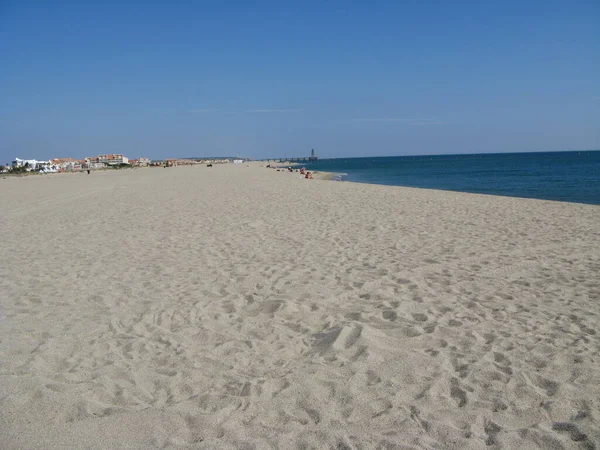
[302,151,600,205]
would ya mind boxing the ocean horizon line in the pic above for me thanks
[273,149,600,161]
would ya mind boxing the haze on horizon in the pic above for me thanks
[1,0,599,163]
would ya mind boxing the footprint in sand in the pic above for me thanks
[311,324,364,355]
[261,300,283,314]
[382,310,397,321]
[412,313,428,322]
[450,378,468,407]
[552,422,593,446]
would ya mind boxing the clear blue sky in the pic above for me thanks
[1,0,598,162]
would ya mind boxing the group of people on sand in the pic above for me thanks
[265,164,314,179]
[300,167,313,179]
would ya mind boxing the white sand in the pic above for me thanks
[1,165,599,449]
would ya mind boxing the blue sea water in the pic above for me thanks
[302,151,600,205]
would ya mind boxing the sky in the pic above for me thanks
[0,0,599,162]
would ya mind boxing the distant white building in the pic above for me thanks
[12,158,51,171]
[51,158,84,171]
[130,157,150,167]
[88,161,106,169]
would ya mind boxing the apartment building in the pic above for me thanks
[96,154,129,165]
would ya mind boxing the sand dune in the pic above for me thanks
[1,165,599,449]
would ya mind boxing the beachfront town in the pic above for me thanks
[1,154,239,173]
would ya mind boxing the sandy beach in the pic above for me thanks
[1,164,599,449]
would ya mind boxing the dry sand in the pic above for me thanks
[1,164,599,449]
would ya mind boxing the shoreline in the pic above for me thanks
[323,176,600,206]
[260,161,600,205]
[258,161,338,181]
[296,150,600,206]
